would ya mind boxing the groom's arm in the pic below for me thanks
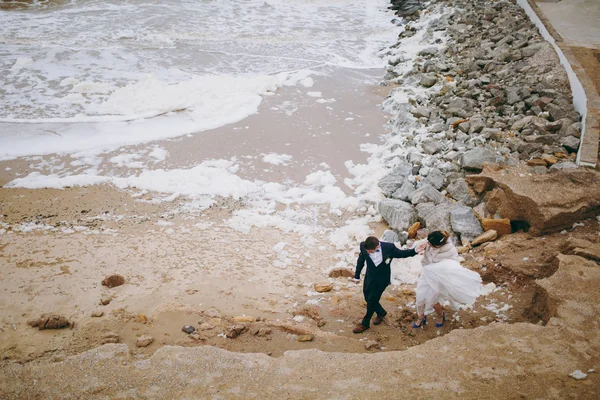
[389,245,417,259]
[354,244,366,280]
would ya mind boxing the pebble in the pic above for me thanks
[135,335,154,348]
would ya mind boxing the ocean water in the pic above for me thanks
[0,0,400,159]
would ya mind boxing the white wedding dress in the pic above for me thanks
[416,241,482,315]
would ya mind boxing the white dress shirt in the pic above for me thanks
[368,244,383,266]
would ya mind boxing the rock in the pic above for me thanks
[462,147,503,171]
[407,222,421,239]
[506,87,521,105]
[420,74,437,88]
[447,178,479,206]
[232,316,255,323]
[182,325,196,334]
[328,267,355,278]
[560,136,580,152]
[256,328,272,337]
[30,314,71,330]
[422,168,445,190]
[392,181,416,201]
[380,229,399,243]
[411,184,445,205]
[101,332,119,344]
[527,158,547,167]
[545,103,567,121]
[564,122,582,138]
[568,370,588,381]
[365,340,380,351]
[511,116,533,131]
[189,333,203,341]
[317,320,327,328]
[100,295,112,306]
[549,161,577,171]
[136,335,154,348]
[297,334,314,342]
[467,167,600,234]
[450,205,484,242]
[226,325,248,339]
[379,199,418,232]
[102,274,125,288]
[91,311,104,318]
[411,106,431,119]
[421,138,443,155]
[416,203,453,232]
[314,282,333,293]
[418,47,438,57]
[468,117,485,134]
[378,162,413,196]
[481,218,512,236]
[471,230,498,246]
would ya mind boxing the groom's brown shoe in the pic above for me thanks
[373,316,385,325]
[353,324,369,333]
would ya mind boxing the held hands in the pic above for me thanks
[415,241,427,254]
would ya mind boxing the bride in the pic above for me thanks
[413,231,482,328]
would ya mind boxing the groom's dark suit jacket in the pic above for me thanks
[355,241,417,289]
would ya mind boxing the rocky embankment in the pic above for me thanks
[378,0,598,248]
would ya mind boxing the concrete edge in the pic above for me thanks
[518,0,599,168]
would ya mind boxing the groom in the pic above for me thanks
[353,236,423,333]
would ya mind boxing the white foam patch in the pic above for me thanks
[262,153,293,166]
[148,146,168,162]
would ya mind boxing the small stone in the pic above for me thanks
[91,311,104,318]
[365,340,380,350]
[526,158,547,167]
[421,139,443,155]
[189,333,203,341]
[232,316,255,323]
[297,334,314,342]
[471,230,498,246]
[226,324,248,338]
[34,314,71,330]
[317,320,327,328]
[182,325,196,334]
[328,267,354,278]
[407,222,421,239]
[102,274,125,288]
[314,282,333,293]
[100,295,112,306]
[420,74,438,88]
[568,370,587,380]
[560,136,580,152]
[481,218,512,236]
[136,335,154,348]
[256,328,272,337]
[101,332,119,344]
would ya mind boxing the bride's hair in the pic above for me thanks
[427,230,449,247]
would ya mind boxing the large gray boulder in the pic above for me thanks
[377,162,413,196]
[447,178,479,206]
[421,168,445,190]
[462,147,503,171]
[421,139,443,155]
[380,229,399,243]
[416,202,453,232]
[450,205,484,242]
[411,184,445,205]
[392,180,416,201]
[379,200,418,232]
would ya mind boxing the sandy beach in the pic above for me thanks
[2,0,600,398]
